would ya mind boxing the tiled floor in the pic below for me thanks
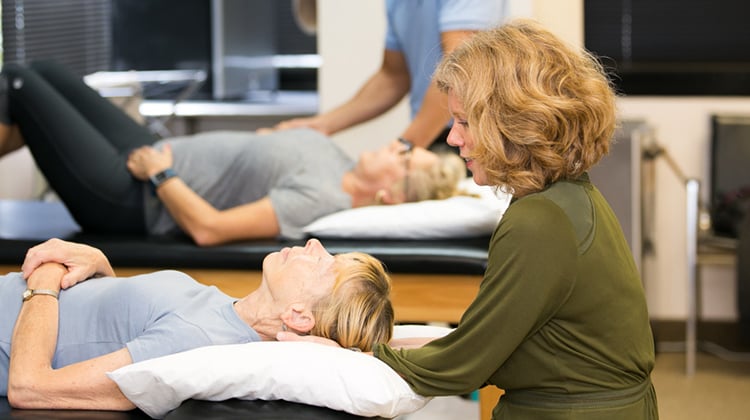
[395,396,478,420]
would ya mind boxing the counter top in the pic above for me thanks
[139,91,318,118]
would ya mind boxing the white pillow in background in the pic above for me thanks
[303,179,511,239]
[391,324,453,339]
[108,325,454,419]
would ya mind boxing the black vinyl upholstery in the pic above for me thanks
[0,200,489,275]
[0,397,378,419]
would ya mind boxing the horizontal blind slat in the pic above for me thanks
[1,0,111,76]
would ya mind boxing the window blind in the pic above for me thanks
[1,0,111,76]
[585,0,750,95]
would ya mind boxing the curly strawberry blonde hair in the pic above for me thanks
[434,19,618,197]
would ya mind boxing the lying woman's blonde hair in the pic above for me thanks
[311,252,394,351]
[406,152,466,202]
[434,19,618,197]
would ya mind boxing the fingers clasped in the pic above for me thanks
[22,238,114,289]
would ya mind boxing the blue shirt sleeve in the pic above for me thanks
[383,0,507,119]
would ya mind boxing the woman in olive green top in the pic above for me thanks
[282,19,658,419]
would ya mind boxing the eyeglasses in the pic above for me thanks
[397,137,413,200]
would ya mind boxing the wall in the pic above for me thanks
[2,0,746,321]
[0,150,41,199]
[317,0,750,321]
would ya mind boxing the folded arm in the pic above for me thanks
[127,144,280,246]
[22,238,115,289]
[154,179,280,246]
[8,263,134,410]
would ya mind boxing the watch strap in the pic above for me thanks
[22,288,59,302]
[149,167,177,190]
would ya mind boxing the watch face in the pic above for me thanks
[150,168,176,189]
[22,289,32,301]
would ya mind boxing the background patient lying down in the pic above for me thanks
[0,60,465,246]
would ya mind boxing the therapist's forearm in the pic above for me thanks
[399,83,452,148]
[321,65,410,135]
[402,29,479,148]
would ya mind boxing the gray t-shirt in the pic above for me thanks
[0,270,260,395]
[144,128,355,239]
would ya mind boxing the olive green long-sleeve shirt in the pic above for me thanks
[376,175,658,419]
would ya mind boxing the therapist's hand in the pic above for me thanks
[22,238,116,289]
[277,331,378,355]
[256,116,331,136]
[276,331,342,347]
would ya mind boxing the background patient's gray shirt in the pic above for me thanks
[144,128,355,239]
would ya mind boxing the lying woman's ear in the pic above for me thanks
[281,303,315,334]
[375,189,399,205]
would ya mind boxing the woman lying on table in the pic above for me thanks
[0,61,465,246]
[0,237,393,410]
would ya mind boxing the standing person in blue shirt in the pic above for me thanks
[269,0,507,149]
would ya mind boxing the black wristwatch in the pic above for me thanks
[149,168,177,191]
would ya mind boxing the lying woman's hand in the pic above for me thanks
[22,238,116,289]
[126,144,173,181]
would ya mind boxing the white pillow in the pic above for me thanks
[303,179,511,239]
[108,325,453,419]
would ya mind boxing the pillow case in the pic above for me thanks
[108,325,453,419]
[303,179,511,239]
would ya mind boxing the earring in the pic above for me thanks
[375,189,386,204]
[281,323,288,332]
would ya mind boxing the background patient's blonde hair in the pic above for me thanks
[405,152,466,202]
[311,252,394,351]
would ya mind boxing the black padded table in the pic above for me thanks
[0,397,378,420]
[0,200,488,275]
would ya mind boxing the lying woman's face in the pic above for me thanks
[355,140,439,197]
[261,238,338,305]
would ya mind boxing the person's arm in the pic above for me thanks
[21,238,116,289]
[399,30,478,148]
[127,144,280,246]
[154,179,280,246]
[8,263,134,410]
[276,332,436,352]
[270,49,411,136]
[376,200,579,395]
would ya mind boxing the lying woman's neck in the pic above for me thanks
[233,292,284,341]
[341,171,386,208]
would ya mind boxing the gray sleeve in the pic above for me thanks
[270,184,351,239]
